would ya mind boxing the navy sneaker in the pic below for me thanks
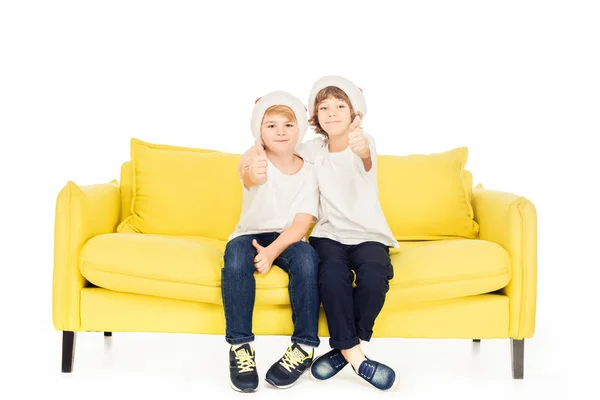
[352,358,399,391]
[265,343,314,389]
[309,348,349,381]
[229,344,259,393]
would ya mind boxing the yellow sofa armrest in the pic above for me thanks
[53,180,120,331]
[472,184,537,339]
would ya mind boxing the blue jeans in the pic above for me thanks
[221,232,321,347]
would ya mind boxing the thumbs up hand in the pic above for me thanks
[348,116,369,158]
[249,140,268,185]
[252,239,274,274]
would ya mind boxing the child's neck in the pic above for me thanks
[265,150,302,175]
[328,132,349,153]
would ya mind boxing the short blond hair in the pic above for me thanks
[262,105,297,124]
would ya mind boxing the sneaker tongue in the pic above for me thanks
[292,348,305,359]
[358,360,377,380]
[235,343,252,354]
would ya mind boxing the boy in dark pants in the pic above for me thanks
[301,76,400,391]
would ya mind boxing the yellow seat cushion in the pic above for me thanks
[377,147,480,240]
[80,233,509,307]
[116,138,243,241]
[385,238,511,305]
[80,233,295,305]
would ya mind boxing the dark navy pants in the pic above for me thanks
[309,236,394,350]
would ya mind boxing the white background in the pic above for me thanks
[1,0,599,398]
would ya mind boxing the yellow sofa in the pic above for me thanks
[52,139,537,379]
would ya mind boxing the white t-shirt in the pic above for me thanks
[228,157,319,241]
[296,134,400,248]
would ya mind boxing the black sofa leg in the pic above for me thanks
[511,338,524,379]
[62,331,76,373]
[104,332,112,337]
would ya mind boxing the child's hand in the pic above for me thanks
[348,116,370,158]
[252,239,274,274]
[248,141,268,185]
[238,146,254,178]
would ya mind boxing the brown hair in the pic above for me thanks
[309,86,360,138]
[262,105,297,124]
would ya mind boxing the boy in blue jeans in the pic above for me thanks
[222,91,320,392]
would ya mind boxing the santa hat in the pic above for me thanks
[307,75,367,119]
[251,91,308,145]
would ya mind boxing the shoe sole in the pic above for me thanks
[264,377,294,389]
[230,381,257,393]
[265,365,313,389]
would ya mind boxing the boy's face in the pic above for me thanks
[260,113,299,154]
[317,95,352,138]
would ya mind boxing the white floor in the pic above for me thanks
[3,312,594,400]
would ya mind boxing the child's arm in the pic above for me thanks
[294,137,324,163]
[252,213,315,274]
[253,169,319,274]
[268,213,314,257]
[348,116,374,171]
[360,152,373,172]
[238,145,257,178]
[241,142,268,189]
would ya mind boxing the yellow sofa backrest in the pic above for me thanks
[118,151,476,241]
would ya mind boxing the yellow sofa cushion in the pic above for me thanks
[117,138,242,241]
[385,238,510,305]
[80,233,509,307]
[377,147,480,240]
[80,233,294,305]
[116,140,477,241]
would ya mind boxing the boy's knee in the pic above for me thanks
[319,262,353,286]
[225,236,255,255]
[357,265,393,292]
[223,236,256,274]
[288,241,320,262]
[359,275,390,293]
[288,242,319,276]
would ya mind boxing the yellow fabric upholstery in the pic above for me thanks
[53,181,120,331]
[118,140,478,241]
[472,185,537,339]
[119,161,132,222]
[378,147,479,240]
[80,233,510,307]
[52,141,537,352]
[118,163,474,235]
[80,288,509,339]
[387,239,510,304]
[117,138,242,240]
